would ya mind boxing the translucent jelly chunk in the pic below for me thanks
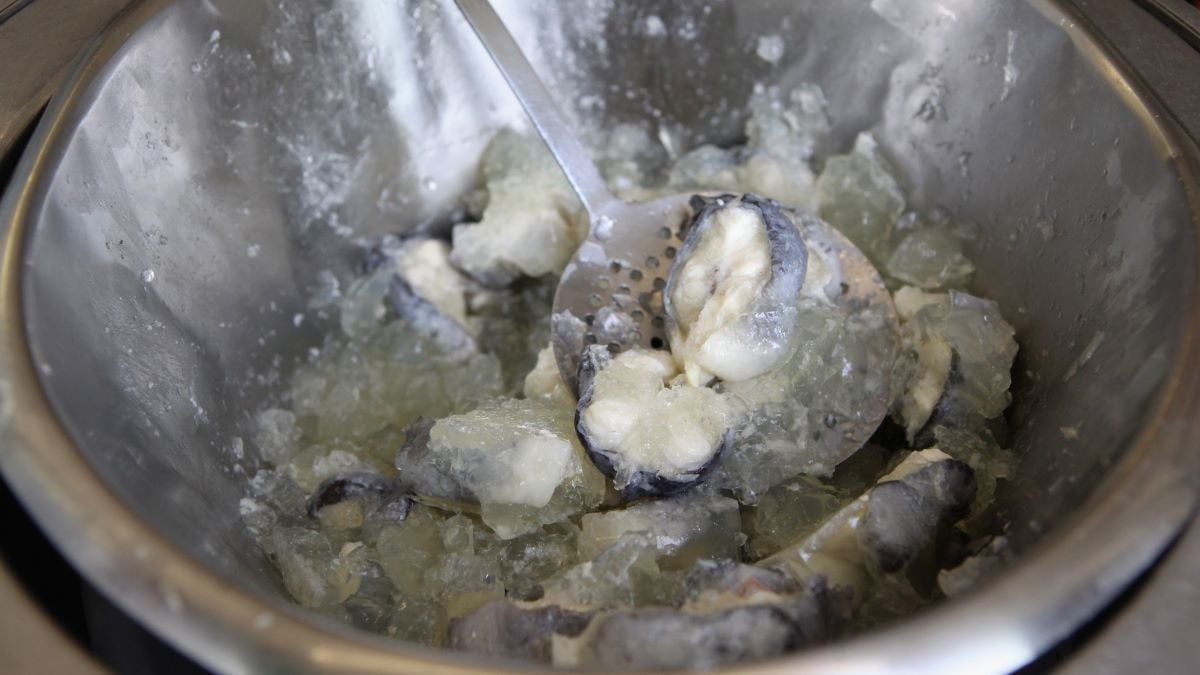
[264,527,365,609]
[666,145,813,211]
[663,84,829,210]
[745,476,847,560]
[290,319,503,442]
[451,129,587,286]
[397,398,607,539]
[892,291,1018,439]
[826,442,896,496]
[374,505,448,598]
[540,533,674,611]
[885,227,975,290]
[338,563,398,634]
[598,123,670,201]
[350,424,410,473]
[715,298,897,502]
[426,553,505,620]
[923,293,1018,420]
[284,443,376,493]
[239,498,278,539]
[735,153,817,211]
[672,142,811,204]
[253,408,300,465]
[374,509,505,639]
[852,568,928,631]
[285,429,404,503]
[893,286,948,322]
[358,492,417,544]
[338,262,398,340]
[316,500,366,531]
[471,276,557,396]
[667,145,741,193]
[816,133,906,265]
[578,491,743,571]
[247,468,307,516]
[739,83,832,208]
[745,83,831,163]
[477,524,581,601]
[388,592,448,647]
[441,514,478,555]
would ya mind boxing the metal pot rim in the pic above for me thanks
[1,1,1198,673]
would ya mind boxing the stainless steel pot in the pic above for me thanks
[1,0,1198,673]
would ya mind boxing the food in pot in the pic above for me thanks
[394,398,607,538]
[575,345,736,499]
[664,194,808,386]
[241,82,1019,669]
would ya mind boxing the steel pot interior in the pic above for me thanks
[2,0,1199,673]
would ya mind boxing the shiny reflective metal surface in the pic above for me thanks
[0,1,1198,674]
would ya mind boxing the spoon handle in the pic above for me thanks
[453,0,617,216]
